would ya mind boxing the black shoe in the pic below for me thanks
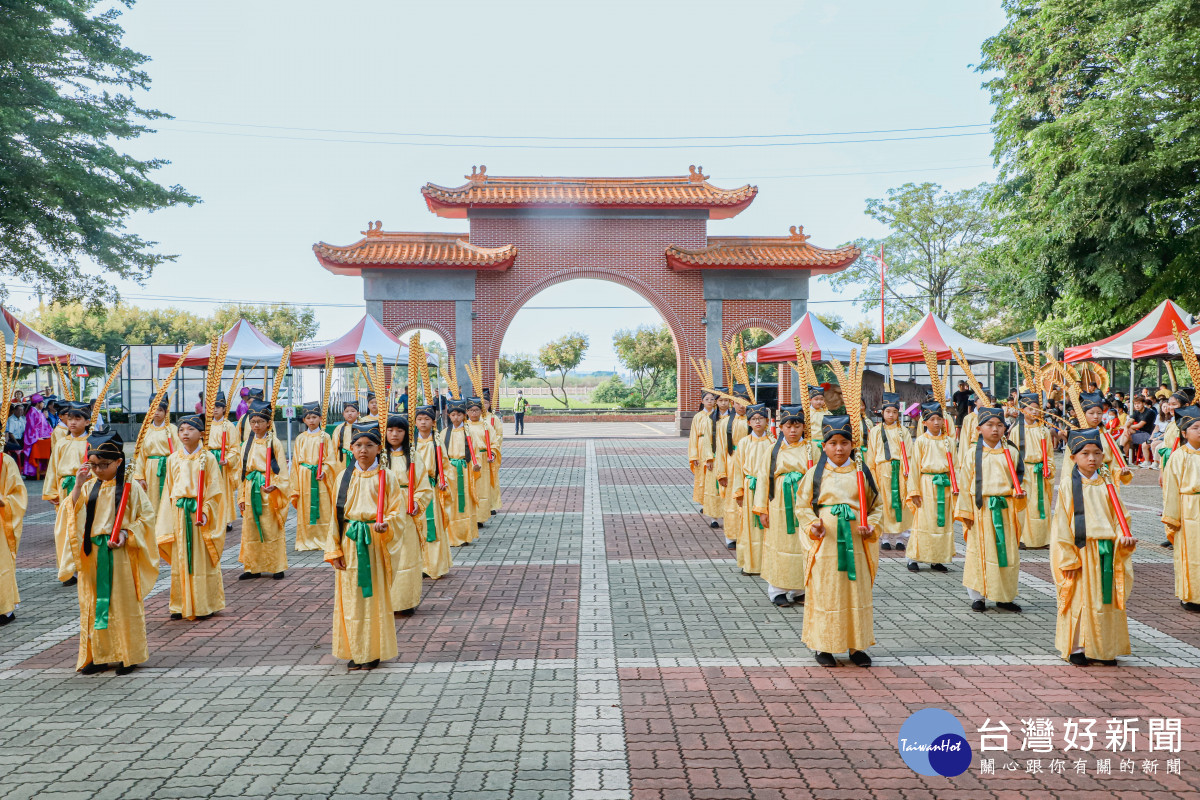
[1162,541,1174,548]
[931,563,948,573]
[815,652,837,667]
[1182,601,1200,613]
[78,662,110,675]
[0,612,13,626]
[364,659,380,670]
[1019,542,1028,550]
[790,594,804,606]
[848,650,872,668]
[197,614,212,621]
[881,542,893,551]
[491,510,497,516]
[971,600,986,612]
[226,523,233,532]
[347,660,362,671]
[1069,652,1090,666]
[399,608,416,617]
[169,613,182,620]
[996,601,1022,613]
[115,664,137,676]
[894,541,906,552]
[771,595,792,608]
[725,541,736,550]
[62,576,77,587]
[1098,658,1118,666]
[477,522,484,529]
[238,572,257,581]
[907,562,919,572]
[273,571,285,580]
[710,520,720,529]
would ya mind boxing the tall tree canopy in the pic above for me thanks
[980,0,1200,343]
[0,0,198,305]
[612,324,675,406]
[536,332,589,408]
[209,303,318,347]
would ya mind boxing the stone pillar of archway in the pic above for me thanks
[365,268,474,374]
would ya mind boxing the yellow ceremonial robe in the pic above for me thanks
[689,411,714,505]
[716,413,750,536]
[1059,428,1131,491]
[702,412,727,518]
[1161,420,1180,467]
[485,412,503,511]
[134,422,182,513]
[731,432,776,574]
[0,455,29,617]
[52,422,68,448]
[322,462,403,664]
[795,459,884,653]
[384,449,433,612]
[1052,469,1134,661]
[236,435,289,574]
[466,419,495,523]
[155,447,225,619]
[65,478,158,669]
[955,441,1026,602]
[866,423,913,535]
[330,420,357,474]
[45,433,88,581]
[206,417,241,530]
[289,428,337,551]
[415,433,453,578]
[905,432,956,564]
[755,440,808,592]
[1163,444,1200,602]
[442,425,479,546]
[1008,419,1054,547]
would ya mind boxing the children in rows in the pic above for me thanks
[322,423,403,671]
[689,389,716,524]
[731,403,776,575]
[1009,391,1055,549]
[1162,405,1200,611]
[866,392,912,552]
[206,393,240,532]
[66,430,157,675]
[905,402,955,572]
[956,407,1025,612]
[0,445,28,625]
[289,402,337,551]
[1053,427,1136,665]
[330,399,360,473]
[384,415,433,615]
[755,405,809,607]
[795,415,883,667]
[465,397,495,528]
[237,399,289,580]
[442,398,480,546]
[44,401,91,585]
[715,387,750,549]
[155,413,224,621]
[134,398,181,514]
[414,405,452,578]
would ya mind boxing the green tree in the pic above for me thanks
[0,0,199,306]
[26,301,211,362]
[979,0,1200,344]
[828,183,996,330]
[815,313,844,333]
[612,324,676,406]
[536,332,589,408]
[499,352,536,383]
[210,303,318,346]
[591,374,631,405]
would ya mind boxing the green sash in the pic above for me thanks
[781,471,804,535]
[175,496,197,574]
[301,463,321,524]
[927,473,951,527]
[987,495,1009,568]
[827,503,857,581]
[425,476,438,542]
[344,520,374,598]
[746,476,763,529]
[449,457,468,512]
[91,533,114,630]
[889,459,902,521]
[208,448,223,468]
[1032,461,1046,519]
[1159,446,1171,468]
[342,448,353,471]
[147,454,168,497]
[1097,538,1115,605]
[246,470,266,542]
[61,474,76,496]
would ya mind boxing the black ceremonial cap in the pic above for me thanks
[881,392,901,411]
[778,405,804,424]
[86,429,124,460]
[415,404,437,419]
[350,422,381,444]
[1067,427,1103,454]
[746,403,769,420]
[177,413,205,431]
[1177,405,1200,435]
[247,399,272,421]
[1019,391,1041,407]
[1078,391,1105,412]
[466,396,484,410]
[387,414,407,429]
[920,402,943,420]
[447,398,468,414]
[807,384,825,396]
[301,401,321,418]
[342,399,360,412]
[245,388,264,401]
[976,407,1005,425]
[821,415,854,441]
[214,391,227,407]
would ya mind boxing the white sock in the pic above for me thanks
[966,587,984,602]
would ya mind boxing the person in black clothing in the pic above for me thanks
[951,381,972,429]
[1123,394,1157,467]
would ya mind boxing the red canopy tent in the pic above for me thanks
[743,312,886,364]
[157,319,283,369]
[1,307,104,367]
[290,315,438,367]
[1063,299,1191,362]
[883,313,1015,364]
[1131,322,1200,359]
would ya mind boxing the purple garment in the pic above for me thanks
[22,407,52,477]
[236,400,249,420]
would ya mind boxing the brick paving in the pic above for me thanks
[3,426,1200,798]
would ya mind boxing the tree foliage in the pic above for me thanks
[499,352,537,383]
[612,324,676,406]
[536,332,589,408]
[0,0,199,306]
[979,0,1200,344]
[209,303,318,347]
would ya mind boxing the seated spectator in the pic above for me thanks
[1123,394,1157,467]
[1149,401,1173,470]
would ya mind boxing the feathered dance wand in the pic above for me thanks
[263,344,291,490]
[921,340,958,495]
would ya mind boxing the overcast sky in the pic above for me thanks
[12,0,1006,372]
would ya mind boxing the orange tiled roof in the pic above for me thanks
[422,165,757,219]
[665,226,860,272]
[314,224,517,275]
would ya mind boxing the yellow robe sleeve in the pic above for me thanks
[751,444,771,516]
[410,451,433,517]
[42,440,62,501]
[1162,454,1183,535]
[123,482,160,601]
[954,448,976,526]
[795,468,819,539]
[154,460,178,558]
[1050,490,1082,611]
[0,455,28,556]
[688,414,702,467]
[730,445,747,500]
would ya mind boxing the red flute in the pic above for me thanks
[196,468,205,527]
[317,440,325,480]
[1104,478,1133,538]
[468,435,478,468]
[899,439,911,477]
[264,439,273,489]
[436,444,446,489]
[855,464,868,521]
[167,434,173,454]
[376,468,386,524]
[1041,438,1049,468]
[946,450,960,495]
[485,430,494,462]
[407,462,416,514]
[1102,428,1127,470]
[1002,447,1026,497]
[108,481,131,546]
[220,431,227,466]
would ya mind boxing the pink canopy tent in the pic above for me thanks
[1063,299,1191,362]
[883,313,1015,364]
[743,312,886,364]
[1,307,104,367]
[157,319,283,369]
[290,315,439,367]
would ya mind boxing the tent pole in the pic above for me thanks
[1129,358,1135,398]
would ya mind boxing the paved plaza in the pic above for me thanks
[3,424,1200,799]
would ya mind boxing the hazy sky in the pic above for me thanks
[13,0,1006,372]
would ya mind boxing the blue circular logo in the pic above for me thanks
[897,709,972,777]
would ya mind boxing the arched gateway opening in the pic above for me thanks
[313,167,860,434]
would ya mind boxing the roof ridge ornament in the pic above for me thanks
[789,225,811,243]
[362,220,383,238]
[687,165,708,183]
[467,164,489,182]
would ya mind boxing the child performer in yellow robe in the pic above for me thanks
[689,389,716,521]
[867,392,913,552]
[955,387,992,465]
[237,399,289,580]
[1162,405,1200,611]
[702,395,730,527]
[795,415,883,667]
[443,398,480,545]
[134,398,182,515]
[1059,391,1132,489]
[384,415,433,615]
[755,405,808,608]
[905,402,956,573]
[323,423,404,670]
[0,449,29,625]
[44,401,91,585]
[330,399,360,474]
[481,388,503,515]
[731,403,776,575]
[357,392,379,426]
[289,402,337,551]
[155,413,224,621]
[956,407,1026,613]
[1008,392,1055,549]
[1053,427,1136,665]
[414,404,453,578]
[465,397,495,527]
[206,392,240,533]
[1157,390,1190,549]
[715,387,751,550]
[65,430,158,675]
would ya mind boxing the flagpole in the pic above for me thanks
[879,243,886,345]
